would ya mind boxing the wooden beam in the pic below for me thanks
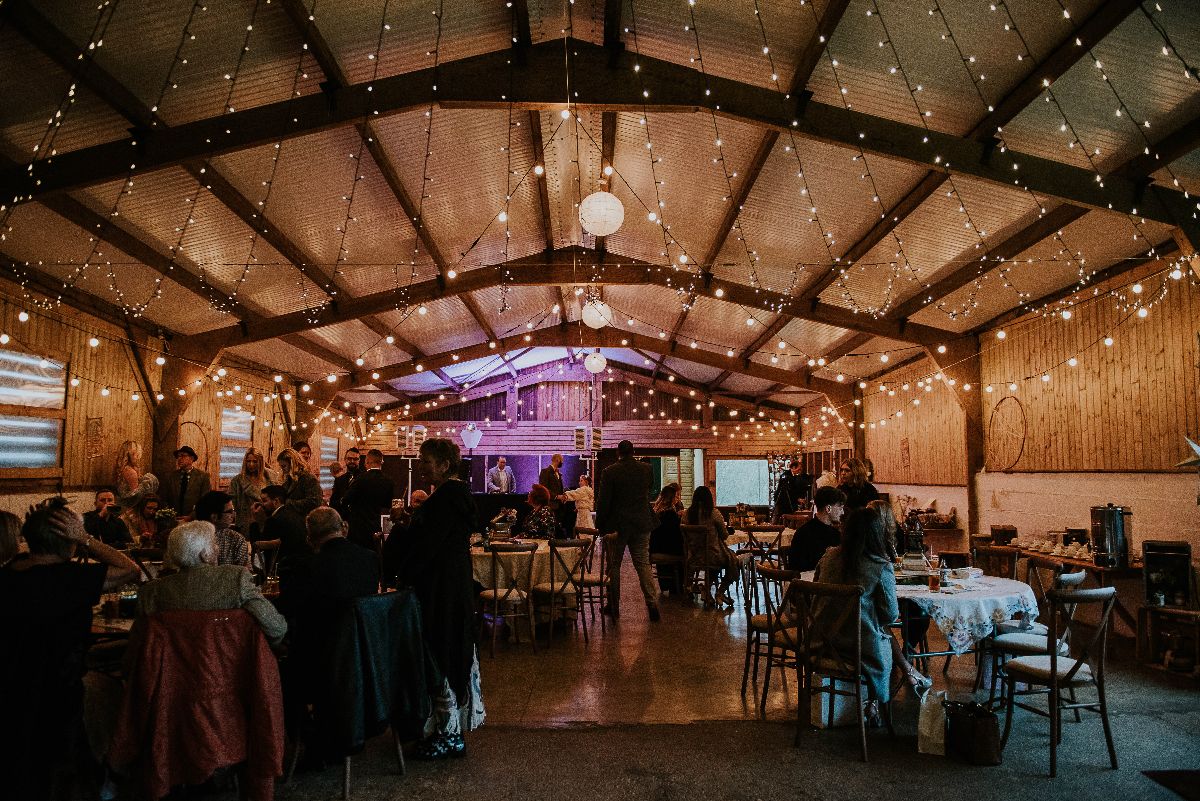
[708,313,793,390]
[357,287,463,392]
[702,130,777,270]
[200,248,957,350]
[278,0,351,89]
[280,334,359,378]
[887,203,1089,321]
[971,238,1181,332]
[824,332,873,364]
[528,111,556,252]
[122,327,159,416]
[798,0,1145,303]
[359,325,853,408]
[460,292,517,378]
[596,111,618,256]
[6,38,1196,242]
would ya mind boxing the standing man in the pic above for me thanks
[773,459,813,522]
[341,449,395,551]
[486,456,515,494]
[539,453,566,529]
[83,488,131,546]
[161,446,211,520]
[329,447,361,515]
[595,440,661,623]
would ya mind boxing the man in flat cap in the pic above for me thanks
[160,445,211,520]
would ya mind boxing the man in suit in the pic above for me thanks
[485,456,515,493]
[277,507,379,618]
[133,521,287,647]
[595,439,661,622]
[251,484,309,567]
[340,448,394,550]
[539,453,566,528]
[160,445,211,519]
[329,447,361,515]
[773,459,813,522]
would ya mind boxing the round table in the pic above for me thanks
[896,576,1038,654]
[470,539,586,591]
[726,529,795,549]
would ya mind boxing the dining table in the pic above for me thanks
[895,573,1039,656]
[470,538,586,591]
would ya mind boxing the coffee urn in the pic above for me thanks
[1090,504,1131,568]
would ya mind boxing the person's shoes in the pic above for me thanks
[864,701,883,729]
[648,606,661,623]
[413,733,467,760]
[908,668,933,699]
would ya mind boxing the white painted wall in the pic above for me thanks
[879,472,1200,556]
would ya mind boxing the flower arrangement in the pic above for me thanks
[155,506,178,523]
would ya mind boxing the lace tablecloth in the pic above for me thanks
[726,529,795,548]
[896,577,1038,654]
[470,540,584,590]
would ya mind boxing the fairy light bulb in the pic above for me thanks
[155,356,166,366]
[995,330,1006,340]
[1103,337,1113,347]
[533,165,544,176]
[418,305,427,315]
[88,337,100,348]
[17,311,29,323]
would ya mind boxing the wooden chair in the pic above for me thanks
[789,579,892,762]
[755,563,801,715]
[580,532,619,633]
[532,538,589,645]
[478,542,538,657]
[740,557,775,697]
[681,523,728,608]
[1000,587,1118,777]
[973,544,1018,579]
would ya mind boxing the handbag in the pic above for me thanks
[917,690,946,755]
[944,701,1003,765]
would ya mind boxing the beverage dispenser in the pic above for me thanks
[1090,504,1131,568]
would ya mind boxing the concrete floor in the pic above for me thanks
[220,562,1200,799]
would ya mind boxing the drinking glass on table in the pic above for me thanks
[927,569,941,592]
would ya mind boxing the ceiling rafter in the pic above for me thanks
[971,238,1180,333]
[707,314,795,390]
[798,0,1144,303]
[6,39,1196,243]
[460,292,519,378]
[199,247,955,351]
[357,315,463,393]
[357,324,852,409]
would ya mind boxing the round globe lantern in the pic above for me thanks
[579,191,624,237]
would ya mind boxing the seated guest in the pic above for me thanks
[276,448,322,517]
[0,510,20,566]
[278,507,379,618]
[133,521,286,647]
[814,507,929,725]
[341,448,395,550]
[0,499,140,799]
[250,484,309,567]
[784,486,846,572]
[521,484,561,538]
[121,493,161,548]
[869,499,929,652]
[193,491,252,568]
[684,485,741,607]
[83,487,131,547]
[837,457,879,511]
[650,483,683,556]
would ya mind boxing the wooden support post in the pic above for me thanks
[700,401,713,428]
[150,341,221,479]
[925,338,984,538]
[590,374,603,429]
[1173,229,1200,280]
[506,383,519,429]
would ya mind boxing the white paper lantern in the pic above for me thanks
[581,300,613,329]
[579,191,624,237]
[461,424,483,450]
[584,351,607,374]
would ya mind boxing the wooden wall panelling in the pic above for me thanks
[862,356,968,486]
[980,266,1199,472]
[798,399,851,453]
[412,393,505,423]
[0,301,157,490]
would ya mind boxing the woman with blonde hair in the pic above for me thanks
[229,448,274,532]
[276,447,322,516]
[113,440,159,510]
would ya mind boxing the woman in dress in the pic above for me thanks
[814,506,930,725]
[394,438,483,759]
[650,483,684,591]
[112,440,159,511]
[560,474,594,533]
[837,457,879,511]
[275,447,322,517]
[521,484,560,539]
[229,448,273,533]
[684,485,741,607]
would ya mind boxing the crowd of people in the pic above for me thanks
[0,436,484,800]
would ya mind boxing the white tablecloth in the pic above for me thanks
[896,576,1038,654]
[471,540,585,590]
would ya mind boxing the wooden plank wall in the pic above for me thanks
[980,262,1200,472]
[0,300,157,490]
[863,356,968,486]
[366,419,797,455]
[602,380,703,422]
[799,399,852,452]
[413,393,504,422]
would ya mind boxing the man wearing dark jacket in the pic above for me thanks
[595,440,660,622]
[784,486,846,572]
[329,447,361,516]
[773,459,813,521]
[341,449,394,550]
